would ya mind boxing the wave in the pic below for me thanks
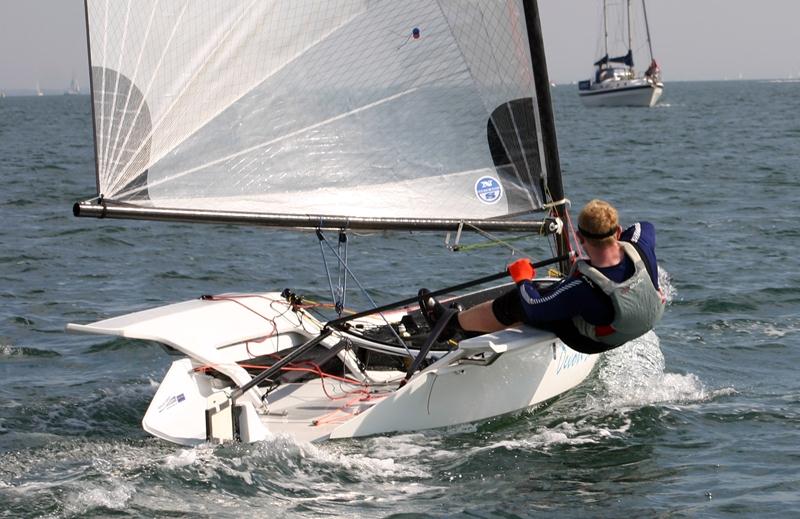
[699,317,800,343]
[0,439,159,516]
[84,337,162,353]
[596,332,712,409]
[466,335,713,454]
[0,344,60,358]
[154,270,218,282]
[0,329,720,518]
[658,266,676,304]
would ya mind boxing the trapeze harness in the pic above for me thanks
[572,241,665,347]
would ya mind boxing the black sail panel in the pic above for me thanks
[487,98,542,212]
[91,67,151,201]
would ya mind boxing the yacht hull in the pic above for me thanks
[579,82,663,107]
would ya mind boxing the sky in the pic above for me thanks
[1,0,799,94]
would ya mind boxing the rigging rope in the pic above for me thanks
[336,231,348,315]
[197,358,396,421]
[461,223,540,257]
[316,228,414,358]
[316,228,339,315]
[447,233,537,253]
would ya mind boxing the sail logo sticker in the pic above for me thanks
[475,176,503,204]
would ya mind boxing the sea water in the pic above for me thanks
[1,81,799,518]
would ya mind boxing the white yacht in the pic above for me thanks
[578,0,663,107]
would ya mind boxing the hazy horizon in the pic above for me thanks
[1,0,798,94]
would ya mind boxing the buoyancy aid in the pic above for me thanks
[572,241,665,346]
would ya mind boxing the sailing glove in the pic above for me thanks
[508,258,535,283]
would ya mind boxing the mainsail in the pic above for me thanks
[78,0,564,232]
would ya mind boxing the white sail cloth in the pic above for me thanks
[86,0,550,221]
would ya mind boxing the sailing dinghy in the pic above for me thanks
[69,0,597,445]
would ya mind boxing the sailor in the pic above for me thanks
[645,59,660,79]
[421,199,664,354]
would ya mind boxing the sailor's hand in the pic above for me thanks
[508,258,535,283]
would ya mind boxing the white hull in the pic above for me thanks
[68,290,598,445]
[579,80,663,107]
[327,330,596,441]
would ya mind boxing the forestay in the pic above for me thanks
[81,0,562,230]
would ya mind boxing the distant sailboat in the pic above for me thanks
[578,0,663,107]
[36,82,44,96]
[65,75,81,95]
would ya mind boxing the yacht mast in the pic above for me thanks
[603,0,609,60]
[626,0,632,67]
[642,0,655,61]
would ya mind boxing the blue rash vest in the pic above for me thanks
[517,222,660,350]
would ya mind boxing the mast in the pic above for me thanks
[603,0,609,63]
[522,0,570,273]
[83,0,100,195]
[626,0,633,69]
[642,0,655,61]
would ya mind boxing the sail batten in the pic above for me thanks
[83,0,562,229]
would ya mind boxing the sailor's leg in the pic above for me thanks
[458,288,521,333]
[457,300,506,333]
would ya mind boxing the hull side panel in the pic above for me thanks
[329,328,597,439]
